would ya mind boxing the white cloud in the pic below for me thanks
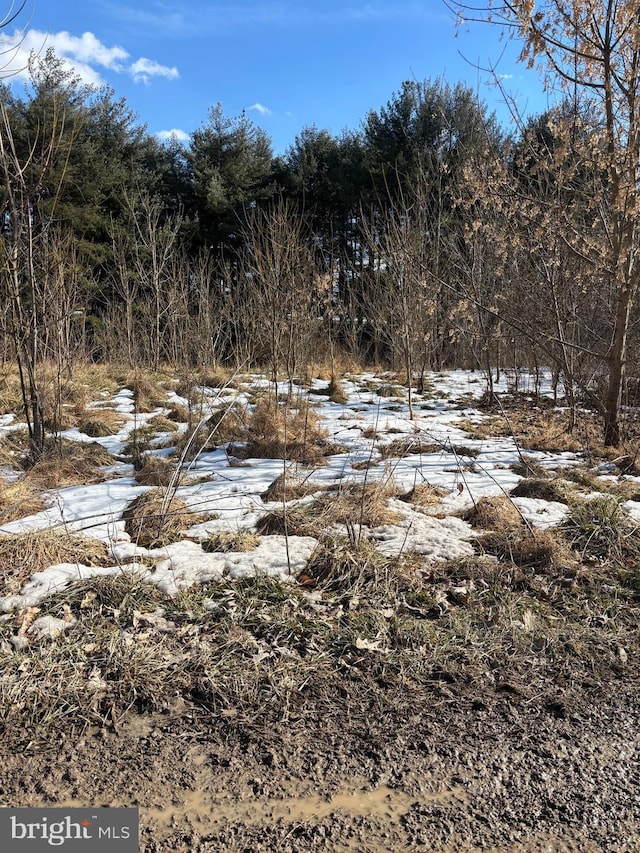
[130,57,179,85]
[0,28,179,87]
[157,128,190,144]
[248,102,272,116]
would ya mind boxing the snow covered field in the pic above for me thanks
[0,369,619,616]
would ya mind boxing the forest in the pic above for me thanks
[2,0,640,454]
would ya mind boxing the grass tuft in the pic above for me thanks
[123,489,197,548]
[235,398,336,463]
[0,529,109,596]
[261,471,319,503]
[25,440,113,488]
[201,532,260,553]
[478,526,575,571]
[257,481,402,537]
[462,495,524,530]
[400,483,448,508]
[510,477,572,504]
[380,437,480,459]
[134,455,177,487]
[560,496,640,561]
[77,409,126,437]
[304,535,414,595]
[0,477,46,523]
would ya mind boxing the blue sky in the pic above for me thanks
[1,0,552,154]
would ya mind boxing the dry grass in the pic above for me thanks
[123,489,198,548]
[510,457,550,478]
[166,404,190,423]
[173,424,219,461]
[510,478,573,504]
[303,535,415,595]
[400,483,448,508]
[462,495,525,530]
[506,408,600,454]
[257,481,402,537]
[313,376,349,404]
[125,376,167,412]
[25,440,113,488]
[0,477,46,523]
[478,526,576,572]
[236,398,336,463]
[351,459,379,471]
[380,437,480,459]
[560,496,640,562]
[197,367,236,389]
[207,402,247,443]
[77,409,126,437]
[0,367,28,415]
[147,414,179,433]
[201,532,260,553]
[134,456,177,487]
[0,529,109,596]
[261,471,320,502]
[171,404,247,461]
[458,416,512,440]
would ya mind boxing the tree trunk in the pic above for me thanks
[604,283,634,446]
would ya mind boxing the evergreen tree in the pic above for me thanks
[189,104,275,254]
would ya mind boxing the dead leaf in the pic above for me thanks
[80,592,97,609]
[355,636,386,652]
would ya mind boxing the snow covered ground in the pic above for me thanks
[0,369,604,612]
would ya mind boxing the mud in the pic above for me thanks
[1,677,639,852]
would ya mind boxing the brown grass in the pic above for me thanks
[462,495,524,530]
[77,409,126,437]
[478,526,576,572]
[0,430,30,469]
[257,481,402,537]
[25,440,113,488]
[0,529,109,596]
[303,535,415,595]
[560,496,640,561]
[400,483,448,508]
[147,415,179,433]
[126,376,167,412]
[313,376,349,404]
[173,424,218,461]
[201,532,260,553]
[0,477,46,523]
[207,402,247,443]
[510,457,549,478]
[351,459,379,471]
[166,404,190,423]
[235,398,336,463]
[457,416,512,440]
[198,367,237,389]
[510,478,572,504]
[505,408,600,454]
[261,472,319,502]
[380,437,480,459]
[123,489,197,548]
[134,456,177,487]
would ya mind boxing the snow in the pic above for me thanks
[0,368,601,613]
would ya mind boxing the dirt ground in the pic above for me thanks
[1,674,638,853]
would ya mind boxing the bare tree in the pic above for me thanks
[241,198,317,396]
[122,189,183,370]
[0,99,69,458]
[449,0,640,444]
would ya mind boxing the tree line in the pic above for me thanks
[2,0,640,451]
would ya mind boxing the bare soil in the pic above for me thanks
[1,674,638,852]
